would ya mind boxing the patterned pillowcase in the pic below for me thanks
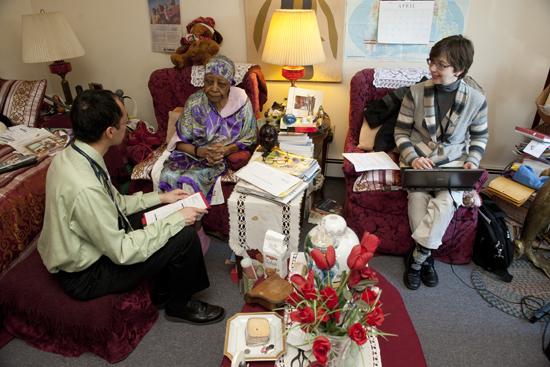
[131,143,167,181]
[0,78,47,127]
[353,151,401,191]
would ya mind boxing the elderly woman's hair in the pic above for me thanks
[430,34,474,79]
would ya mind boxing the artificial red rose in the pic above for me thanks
[311,246,336,271]
[306,362,328,367]
[364,306,385,327]
[320,286,340,320]
[347,232,380,270]
[360,288,381,307]
[347,269,361,287]
[315,307,330,323]
[360,266,378,281]
[298,282,318,301]
[286,292,301,307]
[291,270,317,301]
[347,323,368,345]
[290,306,316,324]
[312,335,331,363]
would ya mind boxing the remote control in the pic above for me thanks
[0,154,37,174]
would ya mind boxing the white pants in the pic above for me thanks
[408,190,463,249]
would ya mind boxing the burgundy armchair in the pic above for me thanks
[342,69,488,264]
[128,65,267,240]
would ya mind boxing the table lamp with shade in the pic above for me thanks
[22,10,85,106]
[261,9,326,87]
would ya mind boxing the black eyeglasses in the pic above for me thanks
[114,117,130,129]
[263,151,288,165]
[426,58,453,71]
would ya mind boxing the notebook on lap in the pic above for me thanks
[401,167,484,191]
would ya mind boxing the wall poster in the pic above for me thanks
[147,0,182,53]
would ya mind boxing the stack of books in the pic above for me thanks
[235,151,318,205]
[278,132,313,158]
[513,126,550,164]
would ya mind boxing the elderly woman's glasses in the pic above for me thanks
[426,58,452,71]
[263,151,289,165]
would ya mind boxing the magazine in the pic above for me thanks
[249,149,320,181]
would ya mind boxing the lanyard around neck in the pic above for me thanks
[71,143,133,232]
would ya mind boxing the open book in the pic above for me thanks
[142,192,210,225]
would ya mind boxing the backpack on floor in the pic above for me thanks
[472,193,514,282]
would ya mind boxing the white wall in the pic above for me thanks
[2,0,549,171]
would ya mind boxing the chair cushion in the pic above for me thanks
[357,117,381,151]
[0,249,158,363]
[0,78,47,127]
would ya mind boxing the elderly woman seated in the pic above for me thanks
[159,55,258,253]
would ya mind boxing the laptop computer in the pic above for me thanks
[401,167,484,191]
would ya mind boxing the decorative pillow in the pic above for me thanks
[357,117,381,151]
[353,151,401,192]
[131,143,167,181]
[166,108,183,143]
[0,78,47,127]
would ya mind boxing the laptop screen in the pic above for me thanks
[401,168,484,191]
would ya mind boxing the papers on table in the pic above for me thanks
[236,161,301,197]
[143,192,210,225]
[235,151,315,204]
[343,152,400,172]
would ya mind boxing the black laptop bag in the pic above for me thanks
[472,193,514,282]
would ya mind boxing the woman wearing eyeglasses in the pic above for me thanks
[394,35,489,290]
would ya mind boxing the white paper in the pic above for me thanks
[236,161,301,197]
[343,152,400,172]
[524,140,550,158]
[377,1,435,44]
[143,192,208,225]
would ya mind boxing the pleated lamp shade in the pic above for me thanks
[262,9,326,86]
[22,10,85,64]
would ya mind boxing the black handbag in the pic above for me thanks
[472,193,514,282]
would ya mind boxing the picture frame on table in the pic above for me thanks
[286,88,324,119]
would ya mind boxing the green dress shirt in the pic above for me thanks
[38,140,186,273]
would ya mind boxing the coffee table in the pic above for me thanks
[220,267,426,367]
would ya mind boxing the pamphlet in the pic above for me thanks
[142,192,210,225]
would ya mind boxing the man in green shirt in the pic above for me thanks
[38,89,224,325]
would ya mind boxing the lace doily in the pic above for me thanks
[275,252,382,367]
[190,63,254,87]
[373,67,431,89]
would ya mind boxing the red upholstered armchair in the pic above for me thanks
[128,65,267,240]
[342,69,488,264]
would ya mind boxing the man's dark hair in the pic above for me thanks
[71,89,123,143]
[429,34,474,79]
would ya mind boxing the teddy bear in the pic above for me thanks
[170,17,223,68]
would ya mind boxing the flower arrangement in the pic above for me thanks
[285,232,391,365]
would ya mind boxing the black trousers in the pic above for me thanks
[56,206,210,302]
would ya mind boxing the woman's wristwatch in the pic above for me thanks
[194,145,199,158]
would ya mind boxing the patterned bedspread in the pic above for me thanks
[0,145,52,273]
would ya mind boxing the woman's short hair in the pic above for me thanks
[429,34,474,79]
[71,90,123,143]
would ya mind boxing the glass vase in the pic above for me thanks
[324,334,351,367]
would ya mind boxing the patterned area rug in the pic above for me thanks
[471,258,550,321]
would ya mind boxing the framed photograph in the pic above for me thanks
[88,83,103,90]
[286,88,324,119]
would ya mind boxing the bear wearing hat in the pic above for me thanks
[171,17,223,68]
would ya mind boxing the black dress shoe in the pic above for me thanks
[150,291,170,310]
[165,298,225,325]
[420,254,438,287]
[403,248,421,290]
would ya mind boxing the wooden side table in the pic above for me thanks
[307,114,331,176]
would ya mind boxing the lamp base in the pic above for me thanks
[49,60,74,106]
[282,66,305,87]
